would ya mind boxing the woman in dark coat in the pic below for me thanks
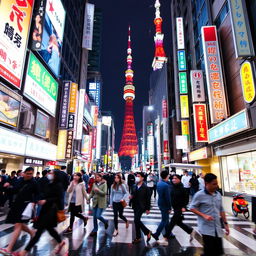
[18,170,65,256]
[189,173,199,197]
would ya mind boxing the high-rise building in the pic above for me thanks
[118,27,138,170]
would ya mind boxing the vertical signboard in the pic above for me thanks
[65,130,74,159]
[240,61,256,103]
[88,82,101,108]
[162,99,169,163]
[69,83,78,113]
[59,81,70,128]
[179,72,188,94]
[76,89,85,139]
[177,50,186,71]
[228,0,254,58]
[82,3,95,50]
[0,0,34,88]
[56,129,67,159]
[202,26,228,124]
[190,70,206,102]
[181,120,190,136]
[176,17,185,50]
[193,104,209,142]
[180,95,189,118]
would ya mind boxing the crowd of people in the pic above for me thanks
[0,167,254,256]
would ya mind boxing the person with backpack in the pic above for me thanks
[110,174,129,237]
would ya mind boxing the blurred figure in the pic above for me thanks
[88,172,95,193]
[16,170,23,180]
[0,167,38,254]
[65,172,88,233]
[5,171,18,208]
[81,169,89,191]
[146,172,154,198]
[110,174,129,236]
[127,171,135,193]
[89,173,108,237]
[18,170,65,256]
[190,173,229,256]
[35,172,40,182]
[189,173,199,197]
[0,170,8,209]
[152,171,159,199]
[198,173,205,190]
[181,170,191,208]
[129,172,151,244]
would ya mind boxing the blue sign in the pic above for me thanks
[208,109,249,143]
[177,50,186,71]
[88,82,101,108]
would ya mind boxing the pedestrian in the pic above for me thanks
[181,170,191,208]
[146,172,155,198]
[0,170,8,209]
[198,173,205,190]
[189,173,199,197]
[18,169,65,256]
[56,166,70,209]
[34,172,40,182]
[157,174,195,246]
[152,170,172,241]
[127,171,135,193]
[81,169,89,191]
[129,172,151,244]
[0,167,38,255]
[110,174,129,237]
[87,173,95,193]
[190,173,230,256]
[64,172,89,233]
[5,171,18,208]
[152,171,159,199]
[16,170,23,180]
[89,173,108,237]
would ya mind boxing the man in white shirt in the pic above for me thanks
[181,170,191,208]
[147,172,155,198]
[198,173,205,190]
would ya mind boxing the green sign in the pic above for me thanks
[177,50,186,71]
[179,72,188,94]
[24,53,58,116]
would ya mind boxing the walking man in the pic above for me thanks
[190,173,229,256]
[130,172,152,244]
[181,170,191,208]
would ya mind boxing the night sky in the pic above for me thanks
[90,0,172,150]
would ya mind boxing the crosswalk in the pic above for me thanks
[0,200,255,255]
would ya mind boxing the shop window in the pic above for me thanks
[222,157,230,192]
[226,155,239,192]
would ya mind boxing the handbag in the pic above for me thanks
[22,202,34,220]
[121,200,127,208]
[57,209,66,223]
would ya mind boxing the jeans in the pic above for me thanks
[113,202,127,230]
[155,208,169,238]
[92,207,107,232]
[134,208,150,239]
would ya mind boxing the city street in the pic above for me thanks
[0,200,255,256]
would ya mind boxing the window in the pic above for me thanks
[215,1,229,28]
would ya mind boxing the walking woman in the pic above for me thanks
[89,173,108,237]
[64,172,89,233]
[110,174,129,236]
[18,170,65,256]
[157,174,195,246]
[189,173,199,197]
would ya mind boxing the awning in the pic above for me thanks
[164,163,203,169]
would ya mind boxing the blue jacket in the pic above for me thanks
[157,180,172,210]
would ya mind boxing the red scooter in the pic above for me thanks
[232,194,249,219]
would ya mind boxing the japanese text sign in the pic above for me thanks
[56,130,67,160]
[208,109,249,143]
[180,95,189,118]
[240,61,255,103]
[228,0,254,58]
[69,83,78,113]
[65,130,74,159]
[68,114,75,129]
[181,120,190,136]
[0,0,34,88]
[201,26,228,124]
[179,72,188,94]
[76,89,85,140]
[193,104,209,142]
[24,52,58,116]
[176,17,185,50]
[177,50,186,71]
[190,70,206,102]
[59,81,70,128]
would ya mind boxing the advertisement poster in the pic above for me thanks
[0,0,34,88]
[24,52,58,116]
[34,110,49,138]
[37,0,66,77]
[0,83,21,127]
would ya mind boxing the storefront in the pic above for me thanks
[208,109,256,196]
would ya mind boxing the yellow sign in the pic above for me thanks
[69,83,78,113]
[189,147,208,162]
[180,95,189,118]
[56,130,67,160]
[240,61,256,103]
[181,120,189,135]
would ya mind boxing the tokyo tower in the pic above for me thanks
[118,27,138,166]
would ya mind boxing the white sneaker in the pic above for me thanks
[157,238,168,246]
[190,230,196,242]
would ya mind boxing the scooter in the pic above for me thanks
[232,194,249,219]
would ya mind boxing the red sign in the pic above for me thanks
[162,99,168,118]
[193,104,209,142]
[92,127,97,149]
[163,140,169,160]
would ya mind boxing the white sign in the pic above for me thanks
[176,135,188,150]
[26,137,57,161]
[76,89,85,140]
[190,70,206,102]
[0,127,26,155]
[147,135,154,156]
[46,0,66,42]
[176,17,185,50]
[82,3,95,50]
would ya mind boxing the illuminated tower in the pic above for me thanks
[152,0,167,70]
[118,27,138,165]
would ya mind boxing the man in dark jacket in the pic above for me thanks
[130,172,151,244]
[127,171,135,193]
[56,166,70,209]
[6,171,18,208]
[152,170,172,241]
